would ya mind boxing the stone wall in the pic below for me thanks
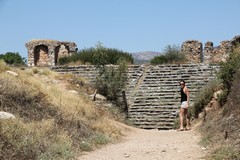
[182,35,240,64]
[52,64,220,129]
[25,40,77,66]
[181,40,203,63]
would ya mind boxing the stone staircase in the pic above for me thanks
[126,64,219,130]
[52,64,220,130]
[51,65,99,84]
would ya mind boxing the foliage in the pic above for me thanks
[217,48,240,105]
[0,52,26,65]
[95,59,128,108]
[209,145,240,160]
[58,42,133,65]
[0,59,9,72]
[150,45,185,64]
[199,46,240,160]
[192,79,222,118]
[150,55,167,65]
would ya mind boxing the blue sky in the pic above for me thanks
[0,0,239,58]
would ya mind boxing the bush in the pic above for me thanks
[192,79,222,118]
[150,44,185,64]
[0,120,75,160]
[0,59,9,72]
[0,52,26,66]
[217,48,240,105]
[58,42,133,65]
[95,59,128,108]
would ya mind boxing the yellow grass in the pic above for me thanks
[0,64,122,159]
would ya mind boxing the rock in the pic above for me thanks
[0,111,16,120]
[213,90,223,100]
[68,90,78,95]
[198,112,204,119]
[95,94,107,101]
[6,70,18,77]
[124,153,130,158]
[161,149,166,153]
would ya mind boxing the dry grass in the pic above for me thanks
[0,63,122,159]
[200,70,240,160]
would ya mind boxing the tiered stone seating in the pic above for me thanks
[52,65,98,83]
[127,64,219,130]
[52,64,219,130]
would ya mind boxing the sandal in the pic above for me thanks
[178,128,184,131]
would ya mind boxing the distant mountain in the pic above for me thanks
[131,51,161,64]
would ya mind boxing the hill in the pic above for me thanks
[199,72,240,159]
[131,51,161,64]
[0,60,124,160]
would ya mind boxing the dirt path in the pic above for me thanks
[79,121,207,160]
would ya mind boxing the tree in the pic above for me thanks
[150,45,185,64]
[0,52,26,65]
[58,42,133,65]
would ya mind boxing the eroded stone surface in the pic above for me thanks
[183,35,240,63]
[25,39,77,66]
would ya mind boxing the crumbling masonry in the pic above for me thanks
[26,36,240,66]
[25,40,77,66]
[181,35,240,63]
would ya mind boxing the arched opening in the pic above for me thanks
[34,45,48,66]
[54,45,70,65]
[54,46,60,65]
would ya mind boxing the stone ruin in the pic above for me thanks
[25,40,77,66]
[26,36,240,66]
[181,40,203,63]
[181,35,240,64]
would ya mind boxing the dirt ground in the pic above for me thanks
[79,121,207,160]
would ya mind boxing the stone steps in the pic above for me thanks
[51,64,219,130]
[127,64,219,130]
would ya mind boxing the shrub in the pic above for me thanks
[209,145,240,160]
[0,59,9,72]
[217,48,240,105]
[0,52,26,66]
[58,42,133,65]
[95,59,128,108]
[192,79,222,118]
[150,44,185,64]
[0,120,75,160]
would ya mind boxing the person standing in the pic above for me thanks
[179,80,190,131]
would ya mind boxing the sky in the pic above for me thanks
[0,0,239,58]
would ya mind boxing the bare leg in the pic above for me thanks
[184,109,190,130]
[179,108,184,130]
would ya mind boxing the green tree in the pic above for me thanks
[95,59,128,104]
[58,42,133,65]
[0,52,26,65]
[150,44,185,65]
[92,42,109,66]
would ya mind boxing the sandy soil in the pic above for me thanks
[79,121,207,160]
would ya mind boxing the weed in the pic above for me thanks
[209,145,240,160]
[0,59,9,72]
[0,67,121,159]
[32,67,39,74]
[192,79,222,118]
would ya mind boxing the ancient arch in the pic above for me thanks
[54,45,70,65]
[54,46,60,65]
[34,45,49,66]
[26,40,77,66]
